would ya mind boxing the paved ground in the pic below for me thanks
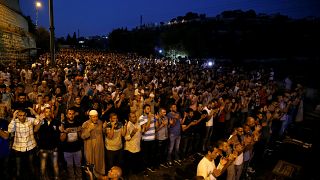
[125,96,320,180]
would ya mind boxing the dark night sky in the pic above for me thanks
[20,0,320,37]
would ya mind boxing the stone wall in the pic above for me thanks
[0,0,21,13]
[0,2,36,63]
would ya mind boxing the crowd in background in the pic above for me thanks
[0,49,304,180]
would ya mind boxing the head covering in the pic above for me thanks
[89,110,98,116]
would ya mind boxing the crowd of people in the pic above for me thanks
[0,49,304,180]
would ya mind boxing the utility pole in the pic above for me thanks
[49,0,55,65]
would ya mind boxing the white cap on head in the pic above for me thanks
[89,110,98,116]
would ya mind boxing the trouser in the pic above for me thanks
[14,148,36,178]
[227,164,235,180]
[241,160,250,179]
[124,150,142,175]
[202,126,213,151]
[240,111,248,125]
[0,156,9,180]
[167,134,181,162]
[39,149,59,179]
[106,149,122,171]
[215,121,226,140]
[64,150,82,179]
[234,164,243,180]
[180,135,193,160]
[192,133,201,153]
[141,140,156,169]
[156,139,168,165]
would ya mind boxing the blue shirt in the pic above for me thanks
[0,119,9,158]
[167,112,181,136]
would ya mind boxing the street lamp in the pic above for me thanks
[35,1,42,28]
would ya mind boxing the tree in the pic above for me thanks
[24,15,37,35]
[35,27,50,53]
[66,34,72,45]
[72,32,77,45]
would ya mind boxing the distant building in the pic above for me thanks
[0,0,36,63]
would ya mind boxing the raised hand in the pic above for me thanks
[13,110,19,119]
[220,157,228,165]
[148,113,154,120]
[28,107,37,115]
[61,114,65,122]
[155,113,160,120]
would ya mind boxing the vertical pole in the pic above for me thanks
[49,0,55,65]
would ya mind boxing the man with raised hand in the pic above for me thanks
[8,108,41,178]
[81,110,105,177]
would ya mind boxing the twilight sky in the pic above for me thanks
[20,0,320,37]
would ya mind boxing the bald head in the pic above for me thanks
[107,166,122,179]
[246,117,255,128]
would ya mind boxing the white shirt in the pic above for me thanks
[233,152,244,165]
[197,157,216,180]
[8,117,40,152]
[124,121,141,153]
[204,107,213,127]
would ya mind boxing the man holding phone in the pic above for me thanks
[104,113,127,172]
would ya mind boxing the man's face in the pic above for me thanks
[160,109,166,117]
[144,106,151,114]
[18,96,26,103]
[42,81,47,87]
[107,167,119,179]
[235,144,243,152]
[57,97,63,103]
[105,94,111,101]
[44,108,51,119]
[17,87,24,93]
[75,97,81,105]
[90,115,99,124]
[129,113,137,124]
[33,85,38,92]
[67,110,75,121]
[247,118,255,127]
[188,111,194,118]
[220,142,229,152]
[110,115,118,123]
[171,105,177,112]
[17,111,27,122]
[209,148,221,160]
[237,127,244,136]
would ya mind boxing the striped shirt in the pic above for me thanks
[139,114,155,141]
[8,117,39,152]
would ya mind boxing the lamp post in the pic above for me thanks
[49,0,55,65]
[35,1,42,28]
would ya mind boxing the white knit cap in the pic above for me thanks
[89,110,98,116]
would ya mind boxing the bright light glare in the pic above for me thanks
[208,61,213,66]
[36,1,42,8]
[158,49,163,53]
